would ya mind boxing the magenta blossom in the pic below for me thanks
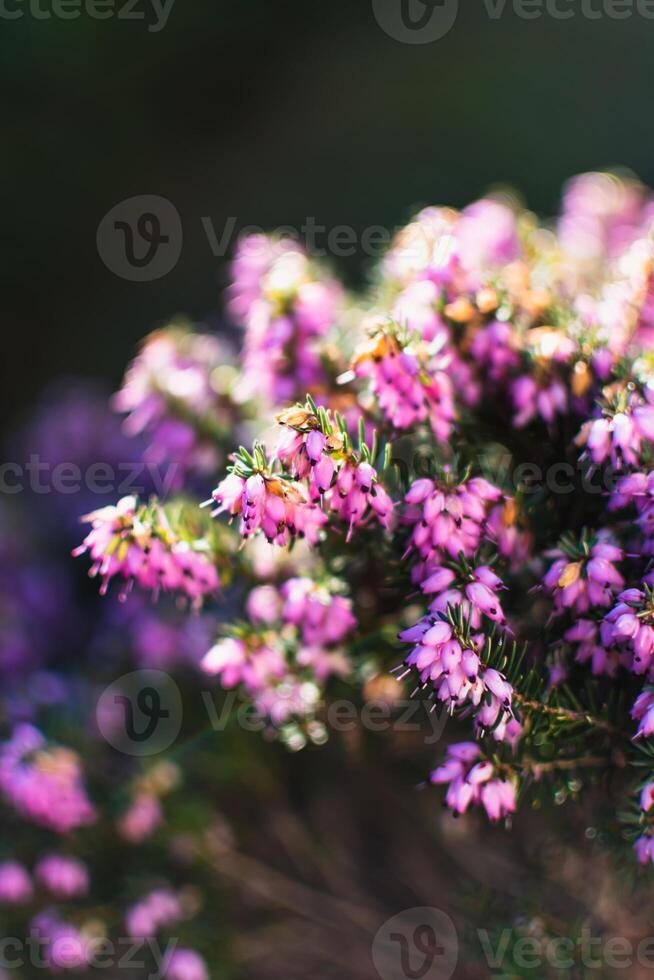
[202,578,353,729]
[635,834,654,866]
[30,913,96,971]
[403,474,503,567]
[0,725,95,833]
[604,589,654,678]
[632,689,654,738]
[430,742,517,821]
[353,329,456,441]
[164,948,210,980]
[74,495,219,602]
[35,855,89,899]
[114,325,237,485]
[228,235,341,404]
[0,862,32,904]
[126,889,182,939]
[117,793,163,844]
[542,537,624,616]
[399,615,513,733]
[280,578,356,646]
[417,562,507,629]
[512,374,568,428]
[577,385,654,468]
[209,471,327,546]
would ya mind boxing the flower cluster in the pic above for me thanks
[430,742,517,821]
[542,532,624,617]
[126,888,182,939]
[114,325,241,486]
[0,861,32,904]
[163,948,210,980]
[228,235,342,404]
[208,466,327,546]
[210,402,394,547]
[34,855,90,899]
[399,612,515,739]
[30,913,96,971]
[15,166,654,966]
[352,324,456,441]
[577,383,654,469]
[402,474,504,578]
[604,588,654,676]
[74,495,220,602]
[202,577,354,731]
[0,725,95,833]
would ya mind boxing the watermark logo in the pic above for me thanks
[372,907,458,980]
[0,0,175,29]
[374,0,654,43]
[372,0,459,43]
[97,670,182,756]
[96,195,182,281]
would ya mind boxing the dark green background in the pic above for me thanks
[3,0,654,423]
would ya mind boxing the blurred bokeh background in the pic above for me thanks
[4,3,654,976]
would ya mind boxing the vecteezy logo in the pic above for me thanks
[96,670,182,756]
[372,907,458,980]
[116,686,169,742]
[372,0,458,43]
[96,195,182,281]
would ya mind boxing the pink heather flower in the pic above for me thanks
[577,386,654,469]
[430,742,517,821]
[604,589,654,678]
[164,948,210,980]
[74,495,219,602]
[558,171,650,268]
[631,689,654,737]
[403,474,503,566]
[610,470,654,550]
[476,714,523,747]
[35,855,89,899]
[113,326,236,485]
[564,619,621,677]
[273,406,395,538]
[0,725,95,833]
[209,472,327,545]
[275,425,332,498]
[635,834,654,866]
[486,500,532,570]
[280,578,356,646]
[391,279,449,342]
[117,793,163,844]
[511,374,568,428]
[542,537,624,617]
[0,861,32,904]
[203,579,352,726]
[201,636,248,686]
[30,913,95,971]
[228,235,341,404]
[640,780,654,812]
[418,562,507,630]
[470,319,520,384]
[326,460,394,541]
[251,675,324,726]
[126,889,182,939]
[202,636,286,691]
[455,198,519,282]
[246,585,283,625]
[352,330,456,441]
[383,206,460,287]
[399,614,513,729]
